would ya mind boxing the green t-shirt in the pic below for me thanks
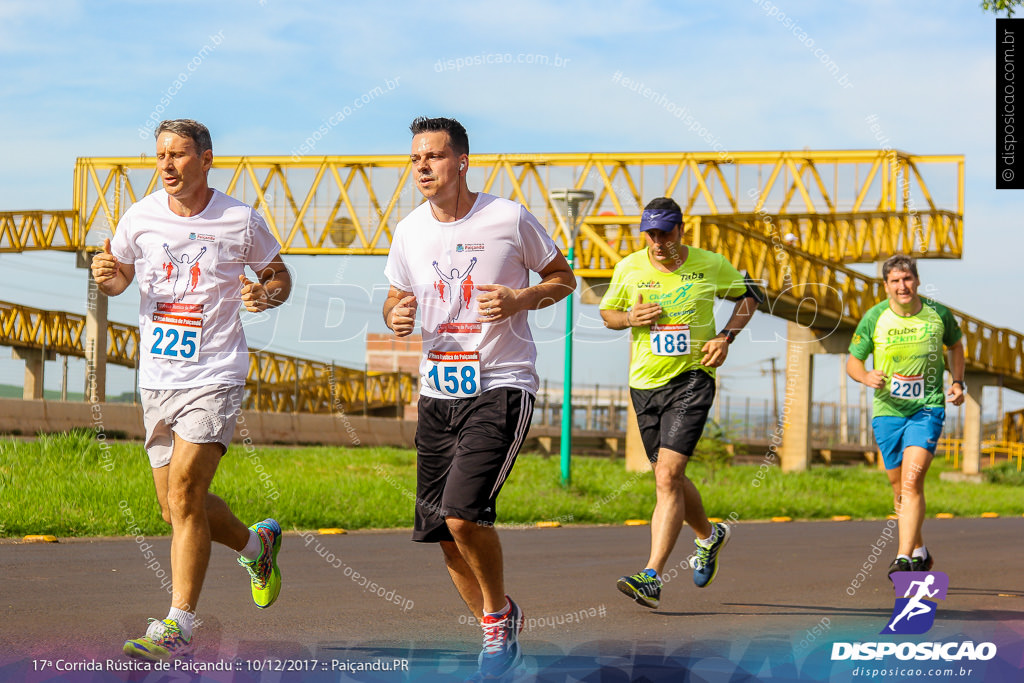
[848,299,963,417]
[600,247,746,390]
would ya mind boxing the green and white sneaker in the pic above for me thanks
[692,522,731,588]
[237,518,282,608]
[616,569,662,608]
[123,618,192,661]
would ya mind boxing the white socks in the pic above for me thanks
[167,607,195,640]
[239,529,261,561]
[484,599,511,620]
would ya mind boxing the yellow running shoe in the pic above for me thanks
[123,618,192,661]
[237,518,282,608]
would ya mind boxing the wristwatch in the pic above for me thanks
[719,329,737,345]
[952,379,967,393]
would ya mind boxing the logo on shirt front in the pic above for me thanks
[189,232,216,242]
[680,272,705,281]
[636,280,661,289]
[456,243,485,253]
[161,243,207,302]
[648,283,696,313]
[433,257,478,326]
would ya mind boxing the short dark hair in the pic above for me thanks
[644,197,682,214]
[409,116,469,156]
[155,119,213,155]
[882,253,919,281]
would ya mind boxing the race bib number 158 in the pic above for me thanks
[425,350,481,398]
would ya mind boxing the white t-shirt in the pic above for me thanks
[384,193,559,399]
[110,189,282,390]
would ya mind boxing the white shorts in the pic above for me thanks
[140,384,245,468]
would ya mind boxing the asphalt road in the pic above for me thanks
[1,518,1022,682]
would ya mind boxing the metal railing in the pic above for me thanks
[938,437,1024,471]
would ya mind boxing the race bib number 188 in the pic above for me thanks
[425,350,481,398]
[650,324,690,356]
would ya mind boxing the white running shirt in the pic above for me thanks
[110,189,282,390]
[384,193,559,399]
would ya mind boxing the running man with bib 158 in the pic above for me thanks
[383,116,575,680]
[600,197,762,609]
[847,254,964,578]
[92,119,291,661]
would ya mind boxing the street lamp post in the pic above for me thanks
[549,188,594,487]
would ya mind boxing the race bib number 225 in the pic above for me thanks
[150,311,203,363]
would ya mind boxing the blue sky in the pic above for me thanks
[1,0,1020,417]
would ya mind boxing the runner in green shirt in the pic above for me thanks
[847,254,965,578]
[600,197,762,609]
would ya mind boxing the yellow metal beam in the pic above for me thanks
[0,211,78,252]
[43,150,961,262]
[7,148,1019,396]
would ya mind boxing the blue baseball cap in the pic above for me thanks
[639,209,683,232]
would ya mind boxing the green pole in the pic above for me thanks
[561,244,575,487]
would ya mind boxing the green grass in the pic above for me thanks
[0,430,1020,538]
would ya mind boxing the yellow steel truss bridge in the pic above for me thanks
[0,299,414,414]
[2,148,1021,410]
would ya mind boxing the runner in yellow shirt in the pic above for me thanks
[600,197,762,608]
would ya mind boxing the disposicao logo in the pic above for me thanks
[884,571,947,635]
[831,572,997,662]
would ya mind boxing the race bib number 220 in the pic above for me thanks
[891,373,924,400]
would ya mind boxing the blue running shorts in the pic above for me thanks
[871,406,945,470]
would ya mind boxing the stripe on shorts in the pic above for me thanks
[490,391,532,499]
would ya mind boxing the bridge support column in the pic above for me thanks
[80,252,108,403]
[12,348,55,399]
[780,323,853,472]
[960,372,990,476]
[625,394,647,472]
[781,324,815,472]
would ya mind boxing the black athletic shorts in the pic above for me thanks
[412,387,535,543]
[629,370,716,463]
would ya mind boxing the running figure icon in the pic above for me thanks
[886,574,939,632]
[163,243,207,302]
[432,257,477,322]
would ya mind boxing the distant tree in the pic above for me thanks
[982,0,1022,17]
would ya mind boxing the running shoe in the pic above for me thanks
[237,518,282,608]
[911,550,934,572]
[692,522,731,588]
[476,596,524,679]
[888,557,913,579]
[616,570,662,608]
[123,618,192,661]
